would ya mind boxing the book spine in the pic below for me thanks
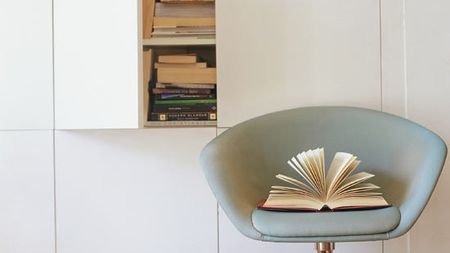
[160,0,215,2]
[155,94,216,100]
[152,88,212,94]
[152,104,217,113]
[150,112,216,121]
[155,83,215,89]
[154,62,208,69]
[154,99,216,105]
[158,54,197,64]
[157,67,216,84]
[153,17,216,28]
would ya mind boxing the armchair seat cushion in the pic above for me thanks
[252,206,401,237]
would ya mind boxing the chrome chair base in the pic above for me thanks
[315,242,335,253]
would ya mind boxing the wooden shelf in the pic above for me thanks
[143,36,216,46]
[141,0,217,128]
[144,121,217,127]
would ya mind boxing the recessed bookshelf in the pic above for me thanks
[141,0,217,128]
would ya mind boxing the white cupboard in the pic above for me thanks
[55,128,217,253]
[0,131,55,253]
[54,0,383,130]
[54,0,140,129]
[405,0,450,252]
[217,0,382,127]
[0,1,53,130]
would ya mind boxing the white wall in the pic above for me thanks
[0,0,449,252]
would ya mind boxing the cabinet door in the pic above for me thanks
[406,0,450,252]
[0,131,55,253]
[54,0,139,129]
[0,1,53,130]
[56,129,217,253]
[217,0,381,127]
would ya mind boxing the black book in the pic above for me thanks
[152,104,217,113]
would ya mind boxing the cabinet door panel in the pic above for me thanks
[0,131,55,253]
[0,1,53,129]
[406,0,450,252]
[54,0,139,129]
[217,0,381,127]
[56,129,217,253]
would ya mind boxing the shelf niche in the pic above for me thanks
[141,0,217,128]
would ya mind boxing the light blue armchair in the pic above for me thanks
[200,106,447,253]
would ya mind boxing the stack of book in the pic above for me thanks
[152,0,215,39]
[150,53,217,122]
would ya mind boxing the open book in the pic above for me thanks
[259,148,389,211]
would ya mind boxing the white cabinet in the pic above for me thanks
[217,0,382,127]
[0,1,53,130]
[54,0,140,129]
[0,131,55,253]
[54,0,383,129]
[55,128,217,253]
[54,0,382,129]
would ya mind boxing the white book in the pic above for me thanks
[259,148,389,211]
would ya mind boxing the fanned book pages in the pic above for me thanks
[259,148,390,211]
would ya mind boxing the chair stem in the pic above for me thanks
[315,242,335,253]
